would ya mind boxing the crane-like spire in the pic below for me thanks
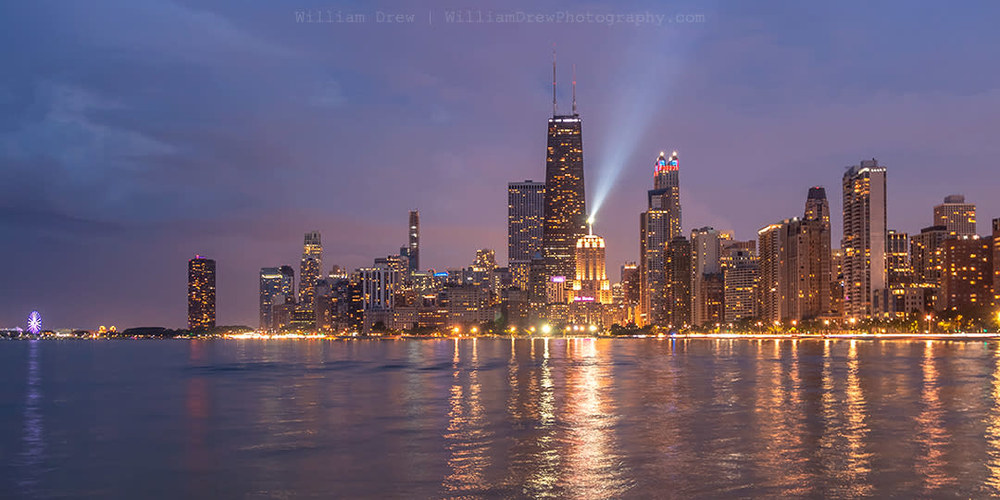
[572,64,577,115]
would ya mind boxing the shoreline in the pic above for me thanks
[6,332,1000,341]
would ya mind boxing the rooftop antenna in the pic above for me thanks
[572,63,577,115]
[551,46,558,116]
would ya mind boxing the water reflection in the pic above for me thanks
[916,341,953,492]
[559,339,630,497]
[986,342,1000,493]
[18,340,44,496]
[442,338,492,495]
[13,338,1000,498]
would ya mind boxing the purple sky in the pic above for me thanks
[3,1,1000,329]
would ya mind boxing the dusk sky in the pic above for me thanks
[3,1,1000,329]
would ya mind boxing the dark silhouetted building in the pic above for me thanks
[408,210,420,272]
[665,236,692,328]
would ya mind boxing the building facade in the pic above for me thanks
[508,180,545,291]
[299,231,323,317]
[541,112,587,290]
[187,255,216,331]
[842,159,887,318]
[933,194,977,236]
[259,266,294,332]
[639,152,682,326]
[940,236,992,315]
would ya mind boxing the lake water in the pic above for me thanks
[3,338,1000,498]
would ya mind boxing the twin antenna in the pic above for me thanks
[552,47,577,116]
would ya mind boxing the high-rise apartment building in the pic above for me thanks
[911,225,948,285]
[886,230,912,288]
[508,180,545,290]
[799,187,832,319]
[993,218,1000,307]
[691,227,726,326]
[933,194,976,236]
[188,255,216,331]
[940,236,992,315]
[723,246,758,322]
[842,159,887,318]
[665,236,692,328]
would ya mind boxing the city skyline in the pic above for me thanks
[5,2,1000,328]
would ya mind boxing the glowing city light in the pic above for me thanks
[27,311,42,335]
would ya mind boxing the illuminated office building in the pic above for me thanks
[508,180,545,290]
[299,231,323,314]
[573,230,612,304]
[187,255,216,331]
[541,59,587,294]
[934,194,976,236]
[259,265,294,332]
[842,159,887,318]
[639,152,682,326]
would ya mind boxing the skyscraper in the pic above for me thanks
[691,227,726,326]
[933,194,976,236]
[508,180,545,290]
[299,231,323,314]
[541,62,586,290]
[842,159,887,318]
[993,218,1000,307]
[572,230,612,304]
[187,255,216,331]
[639,152,682,326]
[408,210,420,272]
[911,225,948,285]
[620,261,639,322]
[723,247,758,322]
[940,236,992,315]
[757,223,784,323]
[260,266,294,332]
[886,230,912,288]
[798,187,832,319]
[665,236,692,328]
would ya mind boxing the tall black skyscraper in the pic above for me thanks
[541,56,586,288]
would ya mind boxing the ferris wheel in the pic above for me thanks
[27,311,42,335]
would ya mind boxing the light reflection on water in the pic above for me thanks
[7,339,1000,497]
